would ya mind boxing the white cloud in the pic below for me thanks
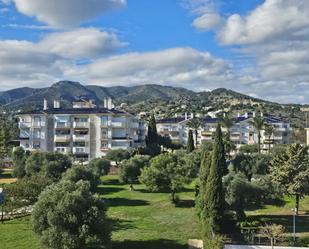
[192,13,222,31]
[40,28,125,59]
[2,0,126,27]
[218,0,309,45]
[63,47,237,89]
[182,0,222,32]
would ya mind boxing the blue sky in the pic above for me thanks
[0,0,308,104]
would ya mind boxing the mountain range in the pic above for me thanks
[0,81,307,128]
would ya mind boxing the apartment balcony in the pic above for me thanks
[111,142,130,149]
[131,122,139,129]
[54,134,71,142]
[73,147,90,154]
[19,122,31,129]
[273,136,283,140]
[112,121,126,128]
[73,134,89,141]
[112,136,129,141]
[101,122,109,127]
[33,121,45,128]
[73,121,90,129]
[101,135,109,140]
[55,122,71,129]
[54,147,71,153]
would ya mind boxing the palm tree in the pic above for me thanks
[248,115,265,154]
[264,124,274,154]
[219,114,234,159]
[187,117,201,147]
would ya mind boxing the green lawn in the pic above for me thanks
[1,175,309,248]
[246,196,309,237]
[0,175,201,249]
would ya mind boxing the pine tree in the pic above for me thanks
[146,113,158,145]
[187,130,195,153]
[204,123,226,235]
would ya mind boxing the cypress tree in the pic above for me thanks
[204,123,226,235]
[187,130,195,153]
[146,113,158,145]
[196,146,212,218]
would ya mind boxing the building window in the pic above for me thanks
[33,142,40,149]
[101,116,108,126]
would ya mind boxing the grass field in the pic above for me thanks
[0,169,17,184]
[1,174,309,249]
[0,175,201,249]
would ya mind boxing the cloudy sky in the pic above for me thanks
[0,0,308,104]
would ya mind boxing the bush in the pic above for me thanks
[32,180,111,249]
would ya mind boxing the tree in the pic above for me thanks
[200,124,226,236]
[88,158,111,176]
[264,124,274,154]
[270,143,309,215]
[12,146,27,178]
[146,113,158,145]
[196,147,212,218]
[0,122,11,164]
[259,224,285,249]
[219,114,234,159]
[25,151,72,181]
[105,149,130,166]
[232,153,271,181]
[187,130,195,152]
[32,180,111,249]
[119,155,150,185]
[248,115,265,154]
[139,153,191,203]
[4,173,51,210]
[239,144,259,154]
[187,117,201,147]
[62,165,101,192]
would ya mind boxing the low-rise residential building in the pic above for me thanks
[157,112,292,151]
[17,99,146,161]
[306,128,309,146]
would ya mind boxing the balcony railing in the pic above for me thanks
[73,147,90,154]
[112,122,126,128]
[73,121,89,128]
[33,121,45,128]
[54,147,71,153]
[54,134,71,142]
[73,134,89,141]
[19,122,31,129]
[55,122,71,129]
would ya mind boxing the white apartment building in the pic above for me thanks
[157,112,292,151]
[17,99,146,161]
[306,128,309,146]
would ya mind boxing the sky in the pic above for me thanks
[0,0,308,104]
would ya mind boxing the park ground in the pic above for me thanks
[0,174,309,249]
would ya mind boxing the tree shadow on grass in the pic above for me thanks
[248,214,309,233]
[245,198,287,212]
[175,199,195,208]
[111,218,135,231]
[96,186,126,195]
[103,178,123,185]
[105,197,149,207]
[112,239,187,249]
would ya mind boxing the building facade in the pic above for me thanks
[17,99,146,161]
[157,112,292,151]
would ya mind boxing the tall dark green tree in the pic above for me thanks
[248,115,265,154]
[187,130,195,153]
[146,113,158,145]
[196,146,212,218]
[204,123,226,235]
[187,117,201,147]
[12,146,27,178]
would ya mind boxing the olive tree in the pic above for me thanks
[32,180,111,249]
